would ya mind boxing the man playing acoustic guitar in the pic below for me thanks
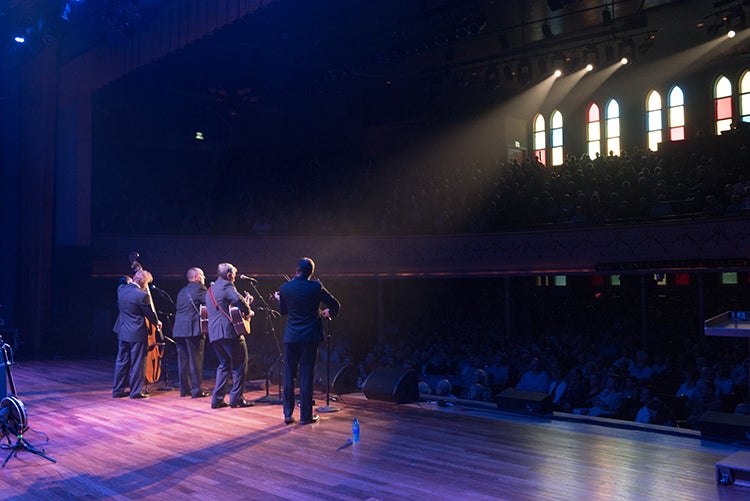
[206,262,255,409]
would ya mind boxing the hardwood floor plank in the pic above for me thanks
[1,359,749,500]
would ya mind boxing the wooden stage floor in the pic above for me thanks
[1,358,749,500]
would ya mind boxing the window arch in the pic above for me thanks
[668,85,685,141]
[646,90,662,151]
[740,71,750,123]
[550,110,563,166]
[714,75,733,134]
[533,113,546,165]
[605,99,620,156]
[587,103,601,159]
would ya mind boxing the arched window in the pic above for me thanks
[605,99,620,156]
[740,71,750,123]
[715,75,733,134]
[587,103,601,159]
[533,113,546,165]
[668,85,685,141]
[550,110,563,166]
[646,90,662,151]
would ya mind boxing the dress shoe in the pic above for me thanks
[192,391,210,399]
[284,416,296,425]
[211,400,229,409]
[130,393,150,399]
[299,415,320,425]
[113,391,130,398]
[230,399,254,408]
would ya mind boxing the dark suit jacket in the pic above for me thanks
[206,277,250,342]
[116,282,159,343]
[279,276,340,344]
[173,281,207,338]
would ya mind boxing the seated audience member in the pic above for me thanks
[515,356,550,393]
[463,369,491,402]
[629,350,654,383]
[713,361,734,398]
[634,386,657,423]
[548,364,567,406]
[675,368,699,400]
[575,374,623,417]
[435,378,458,407]
[555,367,590,412]
[687,378,722,429]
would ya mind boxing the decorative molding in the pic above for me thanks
[91,217,750,279]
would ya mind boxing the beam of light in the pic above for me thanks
[626,28,750,85]
[543,60,624,114]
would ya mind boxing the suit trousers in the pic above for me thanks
[283,341,319,421]
[113,339,147,397]
[176,335,206,397]
[211,336,248,406]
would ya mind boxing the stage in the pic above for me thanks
[1,358,749,500]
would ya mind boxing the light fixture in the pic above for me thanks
[585,63,594,72]
[638,32,655,54]
[14,35,25,43]
[542,21,553,39]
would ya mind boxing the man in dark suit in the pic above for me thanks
[278,257,340,425]
[113,269,162,399]
[206,262,255,409]
[173,267,209,398]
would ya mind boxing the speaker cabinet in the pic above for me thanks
[700,411,750,443]
[496,387,553,414]
[363,367,419,404]
[314,362,358,395]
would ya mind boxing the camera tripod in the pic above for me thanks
[0,335,56,467]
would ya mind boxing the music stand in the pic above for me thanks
[316,318,340,413]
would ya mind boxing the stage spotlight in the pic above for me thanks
[14,35,25,43]
[728,29,737,38]
[621,57,629,65]
[553,69,562,77]
[585,63,594,72]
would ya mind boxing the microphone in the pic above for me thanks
[239,275,257,284]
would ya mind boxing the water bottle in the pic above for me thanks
[352,418,360,444]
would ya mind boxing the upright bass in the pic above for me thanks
[128,252,164,384]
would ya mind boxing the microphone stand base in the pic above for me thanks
[254,395,283,405]
[315,404,340,413]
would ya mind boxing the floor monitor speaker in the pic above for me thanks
[362,367,419,404]
[699,411,750,443]
[314,362,358,395]
[496,387,553,414]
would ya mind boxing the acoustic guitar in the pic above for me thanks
[230,305,253,336]
[199,305,208,335]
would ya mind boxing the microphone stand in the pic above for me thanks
[316,318,339,413]
[245,281,283,405]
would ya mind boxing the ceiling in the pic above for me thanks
[6,1,748,139]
